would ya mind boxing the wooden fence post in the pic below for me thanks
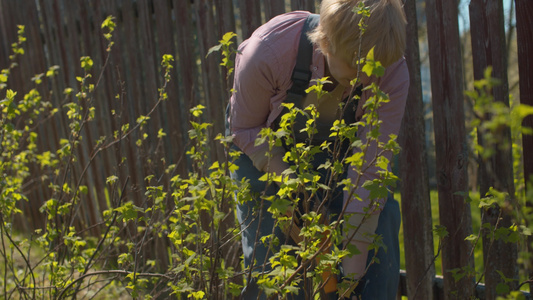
[91,0,124,225]
[214,0,237,94]
[153,0,187,168]
[516,0,533,182]
[137,0,165,178]
[174,0,197,175]
[399,0,435,299]
[238,0,262,39]
[290,0,315,12]
[264,0,286,21]
[515,0,533,292]
[469,1,519,298]
[0,0,12,69]
[425,0,475,298]
[194,0,226,163]
[214,0,236,40]
[119,0,148,190]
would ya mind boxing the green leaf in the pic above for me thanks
[189,291,205,300]
[361,179,388,200]
[46,65,60,77]
[346,242,362,256]
[161,54,174,68]
[190,105,205,117]
[268,198,292,216]
[80,56,93,71]
[221,32,237,44]
[495,282,510,295]
[79,185,88,195]
[354,2,370,17]
[448,268,466,282]
[464,234,477,242]
[362,47,385,78]
[136,115,150,124]
[346,152,364,169]
[157,128,166,138]
[516,104,533,120]
[433,225,449,238]
[207,44,222,57]
[106,175,118,185]
[6,89,17,100]
[209,161,220,170]
[115,202,142,222]
[101,15,116,32]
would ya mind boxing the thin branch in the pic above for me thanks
[0,215,37,299]
[70,177,129,299]
[57,270,174,299]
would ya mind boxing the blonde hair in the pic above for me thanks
[309,0,407,68]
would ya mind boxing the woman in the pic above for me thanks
[228,0,409,298]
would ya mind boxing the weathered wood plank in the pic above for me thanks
[214,0,236,93]
[425,0,475,298]
[194,0,225,163]
[238,0,262,39]
[138,0,164,172]
[15,0,50,231]
[91,0,129,220]
[2,0,25,91]
[290,0,315,12]
[469,1,519,298]
[515,0,533,292]
[46,0,90,225]
[516,0,533,178]
[71,0,111,233]
[0,0,14,69]
[91,0,127,233]
[173,0,196,174]
[34,0,72,224]
[11,0,34,94]
[119,0,147,191]
[214,0,236,41]
[97,0,140,212]
[153,0,183,165]
[264,0,286,21]
[68,0,101,233]
[399,0,435,299]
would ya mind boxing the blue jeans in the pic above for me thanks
[355,196,401,299]
[232,148,400,299]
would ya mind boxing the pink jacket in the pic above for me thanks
[229,11,409,213]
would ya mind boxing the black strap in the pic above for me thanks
[275,13,361,130]
[285,14,320,107]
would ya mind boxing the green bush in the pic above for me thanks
[2,11,533,300]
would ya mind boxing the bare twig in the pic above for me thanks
[0,214,37,300]
[57,270,173,299]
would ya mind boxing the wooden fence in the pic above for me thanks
[1,0,532,299]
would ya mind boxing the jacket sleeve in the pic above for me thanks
[344,59,410,214]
